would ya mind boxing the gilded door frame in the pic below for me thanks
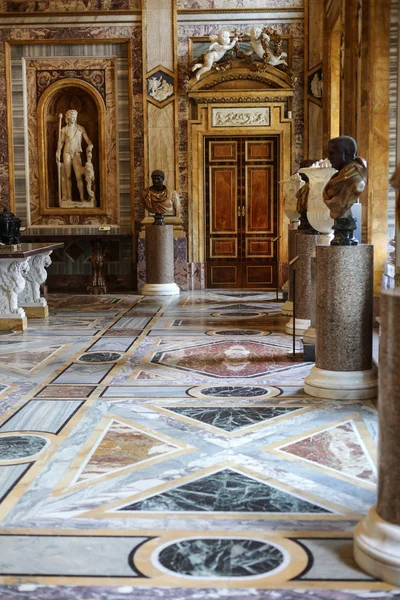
[188,101,295,287]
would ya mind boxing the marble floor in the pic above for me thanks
[0,291,395,600]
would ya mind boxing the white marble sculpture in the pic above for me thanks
[311,72,323,98]
[192,31,238,81]
[246,27,288,67]
[300,159,338,245]
[0,259,29,317]
[56,109,95,208]
[18,253,52,308]
[148,75,174,102]
[281,173,303,227]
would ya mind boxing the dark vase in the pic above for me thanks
[0,208,22,245]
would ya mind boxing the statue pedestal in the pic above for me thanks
[285,231,320,335]
[140,225,180,296]
[303,254,316,344]
[304,245,377,400]
[354,290,400,585]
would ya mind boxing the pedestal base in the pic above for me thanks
[304,366,378,399]
[281,300,293,316]
[303,325,315,344]
[140,283,180,296]
[285,317,310,336]
[0,316,27,331]
[354,506,400,586]
[22,305,49,319]
[282,280,289,292]
[87,284,107,295]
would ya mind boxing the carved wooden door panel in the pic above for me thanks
[205,136,279,289]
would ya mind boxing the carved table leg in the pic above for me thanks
[0,257,30,330]
[87,239,107,295]
[18,251,52,318]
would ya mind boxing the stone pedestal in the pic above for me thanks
[286,232,320,335]
[141,225,179,295]
[281,229,298,316]
[18,252,52,318]
[354,289,400,585]
[303,255,316,344]
[304,245,377,399]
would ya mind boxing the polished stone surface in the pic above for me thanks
[0,434,48,460]
[294,231,321,320]
[0,291,386,596]
[119,468,332,513]
[315,245,373,372]
[78,352,122,363]
[157,538,285,578]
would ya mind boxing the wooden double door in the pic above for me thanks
[205,135,279,289]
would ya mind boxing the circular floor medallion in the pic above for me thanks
[0,434,49,461]
[187,385,282,399]
[78,352,122,363]
[155,537,286,579]
[211,311,263,318]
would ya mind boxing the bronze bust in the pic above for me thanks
[143,170,180,226]
[323,136,367,246]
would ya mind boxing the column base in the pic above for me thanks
[303,325,316,344]
[285,317,310,336]
[354,506,400,586]
[22,305,49,319]
[0,316,27,331]
[282,280,289,292]
[140,283,180,296]
[280,300,293,316]
[304,366,378,400]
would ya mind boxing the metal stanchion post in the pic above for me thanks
[289,255,300,357]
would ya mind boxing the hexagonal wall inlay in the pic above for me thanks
[146,66,174,108]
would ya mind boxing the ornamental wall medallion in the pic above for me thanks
[146,66,175,108]
[212,107,270,127]
[308,66,323,105]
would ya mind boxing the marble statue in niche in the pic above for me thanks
[192,30,239,81]
[323,136,367,246]
[56,109,95,208]
[143,170,181,226]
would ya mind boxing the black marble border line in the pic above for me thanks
[288,537,379,582]
[0,462,33,504]
[0,400,86,436]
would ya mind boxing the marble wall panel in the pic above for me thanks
[388,0,399,239]
[0,0,140,11]
[148,102,175,192]
[177,0,303,8]
[0,26,143,232]
[308,101,323,160]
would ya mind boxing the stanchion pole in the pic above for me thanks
[271,235,281,301]
[289,255,300,357]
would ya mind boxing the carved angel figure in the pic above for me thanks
[0,260,29,315]
[192,31,238,81]
[19,254,51,307]
[246,27,288,67]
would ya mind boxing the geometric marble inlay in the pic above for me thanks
[278,420,377,484]
[0,345,63,373]
[152,341,305,379]
[193,386,280,398]
[0,435,48,461]
[74,419,178,484]
[211,330,265,336]
[78,352,122,363]
[165,407,301,432]
[118,468,332,513]
[156,538,285,578]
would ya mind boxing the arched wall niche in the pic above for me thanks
[37,79,106,215]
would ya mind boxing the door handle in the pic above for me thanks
[237,206,241,217]
[242,206,246,217]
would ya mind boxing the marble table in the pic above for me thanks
[0,242,63,330]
